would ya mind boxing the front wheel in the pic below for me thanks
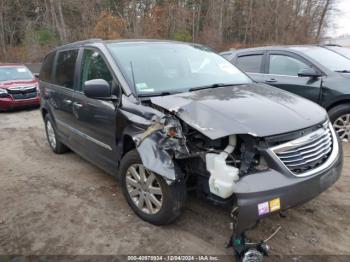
[329,104,350,142]
[119,150,186,225]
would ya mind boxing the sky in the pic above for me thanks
[327,0,350,38]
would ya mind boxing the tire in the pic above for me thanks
[328,103,350,142]
[119,149,186,225]
[44,114,69,154]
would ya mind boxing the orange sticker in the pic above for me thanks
[269,198,281,212]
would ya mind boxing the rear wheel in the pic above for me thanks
[120,150,186,225]
[44,114,69,154]
[329,104,350,142]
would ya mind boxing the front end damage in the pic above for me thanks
[122,96,343,261]
[134,113,189,182]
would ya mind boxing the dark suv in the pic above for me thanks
[39,39,342,260]
[224,45,350,142]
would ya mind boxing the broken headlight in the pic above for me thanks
[163,116,184,139]
[254,155,269,171]
[237,135,271,175]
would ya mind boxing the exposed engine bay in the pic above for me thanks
[135,99,268,196]
[178,126,267,199]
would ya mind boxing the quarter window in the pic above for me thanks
[54,49,78,89]
[269,55,311,76]
[236,55,263,73]
[79,49,113,91]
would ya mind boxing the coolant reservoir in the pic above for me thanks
[206,149,239,198]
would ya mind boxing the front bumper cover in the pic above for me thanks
[233,143,343,234]
[0,96,40,111]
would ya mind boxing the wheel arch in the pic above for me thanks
[326,98,350,112]
[41,106,58,126]
[122,134,136,157]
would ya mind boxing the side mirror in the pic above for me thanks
[83,79,113,100]
[298,68,321,78]
[33,73,39,79]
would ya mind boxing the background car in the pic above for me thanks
[323,44,350,59]
[220,49,237,61]
[223,45,350,142]
[0,64,40,111]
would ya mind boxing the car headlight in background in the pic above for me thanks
[0,88,9,98]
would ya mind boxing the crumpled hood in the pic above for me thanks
[151,83,327,139]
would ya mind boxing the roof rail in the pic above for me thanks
[55,38,103,50]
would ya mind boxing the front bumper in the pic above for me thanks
[233,140,343,234]
[0,96,40,111]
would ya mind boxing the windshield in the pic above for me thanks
[328,46,350,59]
[0,66,33,81]
[291,46,350,72]
[107,42,252,95]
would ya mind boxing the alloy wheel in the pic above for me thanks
[333,114,350,142]
[125,164,163,214]
[46,120,57,149]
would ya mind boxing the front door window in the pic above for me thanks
[269,55,311,76]
[79,49,113,91]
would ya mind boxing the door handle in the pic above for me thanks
[73,102,83,109]
[63,99,72,105]
[266,78,277,83]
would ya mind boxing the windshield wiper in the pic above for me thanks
[188,83,236,92]
[138,83,239,97]
[138,91,173,97]
[335,70,350,73]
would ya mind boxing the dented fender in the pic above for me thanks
[135,115,188,181]
[118,100,188,181]
[137,132,184,181]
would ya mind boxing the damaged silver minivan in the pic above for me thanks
[40,39,343,260]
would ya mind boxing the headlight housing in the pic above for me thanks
[0,88,8,98]
[163,116,184,139]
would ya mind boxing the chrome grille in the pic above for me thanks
[7,86,37,100]
[271,123,333,176]
[11,91,37,100]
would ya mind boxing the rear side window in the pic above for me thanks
[236,55,262,73]
[269,55,311,76]
[53,49,78,89]
[40,51,56,82]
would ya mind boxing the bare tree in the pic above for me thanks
[316,0,332,42]
[0,0,7,60]
[0,0,337,62]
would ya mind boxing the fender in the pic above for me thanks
[116,98,187,181]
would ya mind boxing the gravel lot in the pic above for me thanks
[0,108,349,259]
